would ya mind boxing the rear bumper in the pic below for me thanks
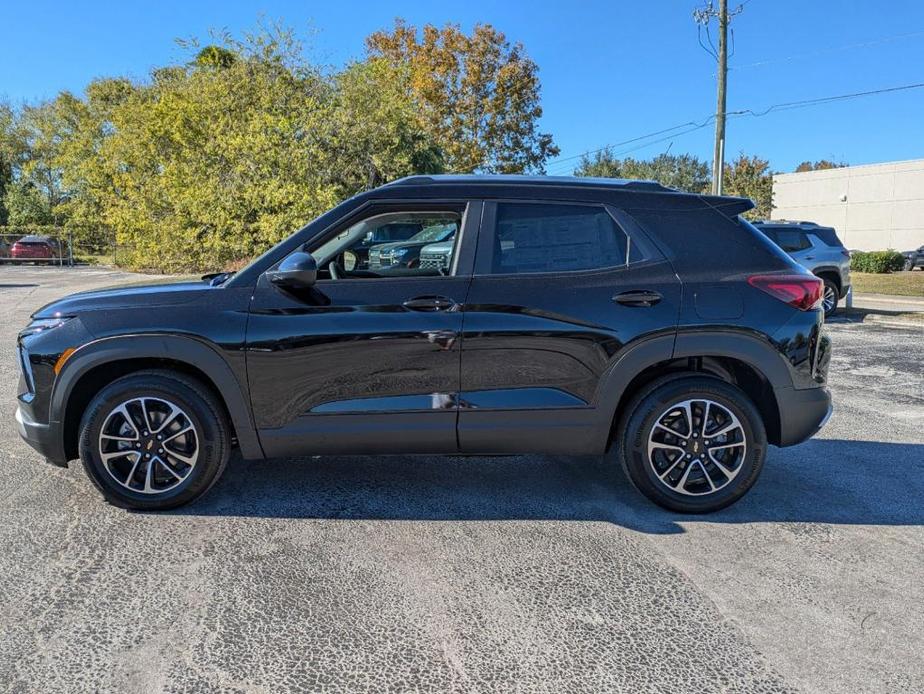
[773,385,832,447]
[15,406,68,467]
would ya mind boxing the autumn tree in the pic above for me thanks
[366,20,558,174]
[794,159,847,173]
[724,153,773,219]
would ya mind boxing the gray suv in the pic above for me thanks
[753,221,851,317]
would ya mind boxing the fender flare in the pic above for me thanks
[53,334,264,460]
[591,329,790,450]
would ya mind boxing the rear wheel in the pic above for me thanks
[614,376,767,513]
[78,370,230,510]
[821,278,839,317]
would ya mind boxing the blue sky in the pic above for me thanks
[3,0,923,173]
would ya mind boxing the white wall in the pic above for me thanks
[772,159,924,251]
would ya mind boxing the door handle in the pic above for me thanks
[403,295,457,311]
[613,290,662,307]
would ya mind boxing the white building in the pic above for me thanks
[771,158,924,251]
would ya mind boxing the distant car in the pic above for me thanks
[10,235,59,264]
[345,222,423,270]
[901,245,924,271]
[367,223,457,270]
[752,221,850,317]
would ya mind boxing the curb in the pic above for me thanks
[845,312,924,330]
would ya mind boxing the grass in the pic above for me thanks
[850,271,924,297]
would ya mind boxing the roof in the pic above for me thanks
[754,220,833,229]
[386,174,677,194]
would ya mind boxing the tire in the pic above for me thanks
[614,376,767,513]
[78,370,231,510]
[821,277,839,317]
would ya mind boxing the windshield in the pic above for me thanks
[409,224,455,243]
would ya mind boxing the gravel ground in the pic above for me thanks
[0,266,922,693]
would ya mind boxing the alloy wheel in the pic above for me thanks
[646,398,747,496]
[97,397,199,495]
[823,285,837,313]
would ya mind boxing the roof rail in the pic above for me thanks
[384,174,676,193]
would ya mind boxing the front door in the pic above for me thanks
[246,202,479,458]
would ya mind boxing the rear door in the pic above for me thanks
[457,200,681,454]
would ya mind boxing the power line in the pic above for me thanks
[730,29,924,72]
[544,80,924,175]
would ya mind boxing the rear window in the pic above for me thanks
[489,203,629,274]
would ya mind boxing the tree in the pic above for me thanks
[366,20,558,173]
[794,159,847,173]
[724,153,773,219]
[0,102,15,225]
[575,150,711,193]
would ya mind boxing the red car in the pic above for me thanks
[10,235,59,264]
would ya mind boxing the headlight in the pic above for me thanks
[24,316,74,335]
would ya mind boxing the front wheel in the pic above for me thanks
[78,370,231,510]
[614,376,767,513]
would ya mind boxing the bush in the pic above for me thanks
[850,249,906,274]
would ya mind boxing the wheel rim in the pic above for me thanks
[823,285,837,313]
[98,397,199,495]
[646,398,747,497]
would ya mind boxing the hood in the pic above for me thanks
[421,240,454,253]
[370,240,433,253]
[32,278,212,319]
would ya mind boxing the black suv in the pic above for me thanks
[16,176,832,513]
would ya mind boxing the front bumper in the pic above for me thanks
[773,385,833,447]
[15,405,67,467]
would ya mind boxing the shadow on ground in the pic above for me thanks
[173,438,924,533]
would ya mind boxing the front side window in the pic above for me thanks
[312,211,462,279]
[489,203,629,275]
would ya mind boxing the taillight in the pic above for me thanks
[747,274,824,311]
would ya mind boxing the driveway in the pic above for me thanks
[1,266,922,693]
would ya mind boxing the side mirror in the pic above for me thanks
[267,251,318,289]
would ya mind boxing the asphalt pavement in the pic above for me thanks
[0,266,921,693]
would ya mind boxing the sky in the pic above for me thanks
[3,0,923,174]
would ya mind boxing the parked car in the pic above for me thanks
[10,235,59,264]
[901,245,924,271]
[752,221,850,317]
[16,175,831,514]
[342,222,423,270]
[418,238,455,272]
[367,222,457,270]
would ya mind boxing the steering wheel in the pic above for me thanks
[327,261,341,280]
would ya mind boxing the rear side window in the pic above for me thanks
[810,227,844,248]
[489,203,629,274]
[764,228,811,252]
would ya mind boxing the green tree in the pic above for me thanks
[575,150,711,193]
[0,102,16,225]
[724,153,773,219]
[366,19,558,173]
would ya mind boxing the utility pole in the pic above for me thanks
[694,1,743,196]
[712,0,728,195]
